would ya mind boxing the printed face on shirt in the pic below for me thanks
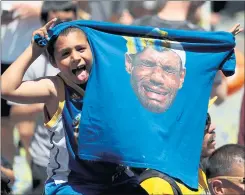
[125,47,186,113]
[53,30,93,84]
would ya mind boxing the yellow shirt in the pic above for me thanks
[140,169,209,195]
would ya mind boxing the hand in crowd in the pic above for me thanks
[229,23,244,36]
[11,3,41,20]
[119,10,134,25]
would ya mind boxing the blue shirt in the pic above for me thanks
[35,20,236,189]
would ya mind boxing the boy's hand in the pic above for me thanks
[31,18,57,49]
[229,23,244,36]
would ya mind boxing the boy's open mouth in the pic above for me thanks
[72,65,86,75]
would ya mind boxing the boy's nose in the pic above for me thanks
[71,51,81,61]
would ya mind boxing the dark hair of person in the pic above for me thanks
[206,144,245,179]
[205,113,211,133]
[41,1,77,24]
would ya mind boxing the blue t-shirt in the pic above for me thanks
[35,20,236,189]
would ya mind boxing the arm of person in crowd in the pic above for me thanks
[1,18,57,105]
[9,103,44,163]
[9,103,44,124]
[11,2,42,20]
[211,71,227,105]
[1,156,15,182]
[2,2,42,25]
[229,23,244,35]
[0,166,15,182]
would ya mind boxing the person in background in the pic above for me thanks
[238,93,245,145]
[73,0,91,20]
[1,2,43,194]
[201,113,216,159]
[7,1,76,194]
[110,1,158,25]
[199,96,218,174]
[206,144,245,195]
[1,0,43,165]
[1,156,15,195]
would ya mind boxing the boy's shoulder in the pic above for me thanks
[45,74,64,94]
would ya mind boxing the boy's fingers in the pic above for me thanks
[37,31,45,38]
[44,32,49,40]
[44,18,57,30]
[32,30,46,44]
[33,30,45,39]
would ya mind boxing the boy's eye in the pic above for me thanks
[62,51,70,57]
[77,47,85,52]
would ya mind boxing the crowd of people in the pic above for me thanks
[1,1,244,195]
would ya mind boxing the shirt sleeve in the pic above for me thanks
[238,93,245,145]
[220,49,236,77]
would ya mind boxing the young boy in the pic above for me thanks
[1,19,147,195]
[7,1,77,194]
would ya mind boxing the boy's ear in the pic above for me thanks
[44,50,58,68]
[125,53,133,74]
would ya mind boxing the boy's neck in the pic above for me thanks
[78,82,87,91]
[58,73,85,97]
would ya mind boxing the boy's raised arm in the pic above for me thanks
[1,18,57,104]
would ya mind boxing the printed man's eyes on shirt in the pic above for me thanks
[138,60,155,67]
[162,66,179,75]
[137,60,179,75]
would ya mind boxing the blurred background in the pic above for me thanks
[1,1,244,194]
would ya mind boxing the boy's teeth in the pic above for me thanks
[72,66,86,75]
